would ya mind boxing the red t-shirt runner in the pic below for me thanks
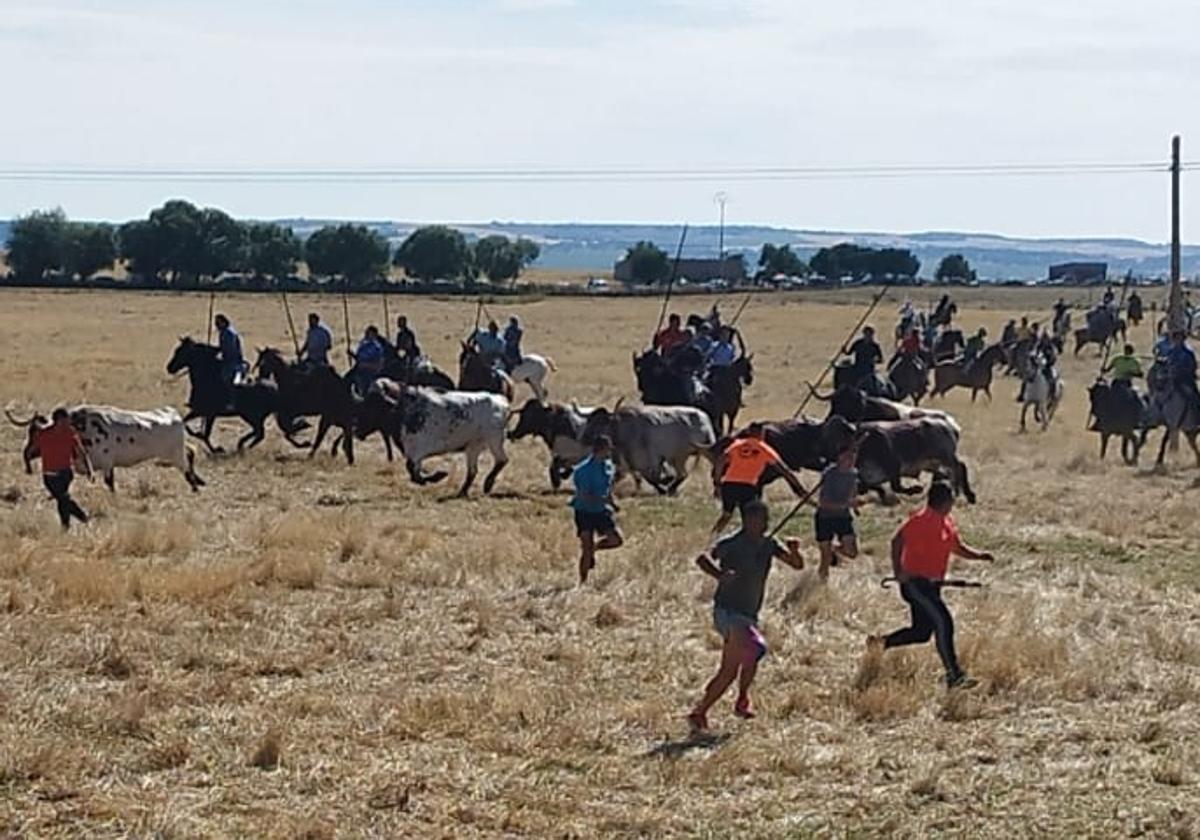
[36,425,82,473]
[898,506,962,580]
[721,437,781,487]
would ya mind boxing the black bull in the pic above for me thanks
[718,415,975,503]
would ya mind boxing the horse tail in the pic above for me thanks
[545,356,557,372]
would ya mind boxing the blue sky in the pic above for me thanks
[1,0,1197,240]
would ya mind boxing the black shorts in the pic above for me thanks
[719,482,762,514]
[574,509,617,536]
[814,511,855,543]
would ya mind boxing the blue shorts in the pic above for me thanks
[713,606,768,661]
[574,509,617,536]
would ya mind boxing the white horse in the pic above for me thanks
[1020,364,1063,432]
[508,353,557,402]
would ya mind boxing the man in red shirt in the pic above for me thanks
[653,313,690,357]
[34,408,91,530]
[871,481,994,689]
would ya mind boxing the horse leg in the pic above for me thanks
[1020,403,1029,432]
[204,416,226,454]
[308,417,332,459]
[1156,428,1171,467]
[1099,433,1109,460]
[381,432,394,463]
[341,423,355,465]
[1188,431,1200,468]
[184,447,205,490]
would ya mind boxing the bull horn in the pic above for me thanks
[4,408,35,427]
[614,396,625,412]
[804,382,833,402]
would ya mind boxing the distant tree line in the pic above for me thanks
[2,202,541,287]
[616,240,924,285]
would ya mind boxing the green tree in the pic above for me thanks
[935,253,976,283]
[118,219,170,281]
[622,240,670,285]
[242,222,301,282]
[473,235,541,285]
[757,243,808,279]
[5,208,69,279]
[393,225,472,282]
[305,224,390,286]
[63,222,116,280]
[193,207,244,280]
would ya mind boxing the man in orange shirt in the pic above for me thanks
[872,481,994,689]
[34,408,91,530]
[711,423,807,534]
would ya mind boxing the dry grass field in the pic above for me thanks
[1,286,1199,838]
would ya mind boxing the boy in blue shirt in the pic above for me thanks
[571,435,623,584]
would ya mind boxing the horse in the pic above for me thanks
[932,329,964,363]
[930,343,1006,402]
[1019,364,1063,432]
[888,354,931,405]
[1051,312,1072,354]
[458,343,515,401]
[1087,379,1149,465]
[705,355,754,435]
[377,338,456,390]
[507,353,557,402]
[165,337,304,455]
[1147,362,1200,469]
[1074,309,1126,356]
[254,348,385,465]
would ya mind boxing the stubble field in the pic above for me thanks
[1,286,1199,838]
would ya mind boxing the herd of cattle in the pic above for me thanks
[4,327,984,509]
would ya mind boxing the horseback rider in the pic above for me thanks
[214,314,246,400]
[1165,329,1199,411]
[962,327,987,365]
[932,293,954,325]
[888,326,922,372]
[654,313,691,356]
[350,325,385,395]
[1001,319,1018,347]
[1103,343,1144,398]
[1127,291,1144,326]
[843,325,883,387]
[470,320,506,368]
[503,316,524,372]
[1015,317,1032,343]
[1052,298,1069,332]
[1102,285,1116,310]
[707,326,738,371]
[299,312,333,368]
[395,315,421,360]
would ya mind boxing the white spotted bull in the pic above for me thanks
[355,381,510,497]
[7,405,205,492]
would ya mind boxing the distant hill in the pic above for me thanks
[273,219,1200,281]
[4,218,1197,281]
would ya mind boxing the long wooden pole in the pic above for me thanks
[342,282,352,358]
[1168,135,1184,332]
[280,291,300,357]
[205,291,215,344]
[652,224,689,344]
[382,292,390,335]
[794,283,890,416]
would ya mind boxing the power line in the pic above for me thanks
[0,160,1189,185]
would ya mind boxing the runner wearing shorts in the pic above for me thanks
[570,435,623,584]
[815,441,860,580]
[689,499,804,732]
[712,422,807,535]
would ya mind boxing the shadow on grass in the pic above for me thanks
[644,732,731,760]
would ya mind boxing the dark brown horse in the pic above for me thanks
[705,355,754,435]
[255,348,388,464]
[458,343,514,400]
[930,343,1006,402]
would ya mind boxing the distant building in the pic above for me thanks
[1048,262,1108,284]
[613,255,747,285]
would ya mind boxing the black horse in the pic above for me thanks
[632,348,724,431]
[255,347,383,465]
[166,337,304,454]
[377,338,456,390]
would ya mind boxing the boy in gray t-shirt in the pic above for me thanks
[688,499,804,733]
[815,442,860,580]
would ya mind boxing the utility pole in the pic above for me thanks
[714,191,728,284]
[1169,135,1185,332]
